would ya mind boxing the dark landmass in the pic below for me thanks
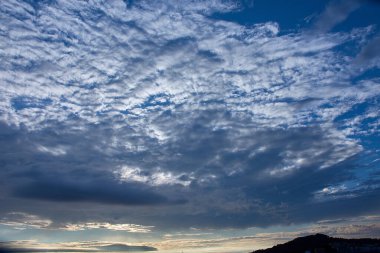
[252,234,380,253]
[97,244,157,251]
[0,243,157,253]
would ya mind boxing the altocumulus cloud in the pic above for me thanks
[0,0,379,232]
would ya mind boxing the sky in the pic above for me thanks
[0,0,380,252]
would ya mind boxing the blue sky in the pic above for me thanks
[0,0,380,252]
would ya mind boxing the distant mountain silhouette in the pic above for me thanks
[252,234,380,253]
[97,244,157,251]
[0,243,157,253]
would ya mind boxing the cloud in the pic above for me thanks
[36,144,67,156]
[62,222,154,233]
[255,216,380,240]
[0,212,154,233]
[0,212,52,230]
[313,0,380,34]
[0,0,379,232]
[116,166,193,187]
[13,178,178,206]
[0,122,185,207]
[355,36,380,67]
[313,0,362,33]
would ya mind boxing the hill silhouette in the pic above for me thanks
[0,243,157,253]
[252,234,380,253]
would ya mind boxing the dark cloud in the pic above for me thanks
[0,122,183,206]
[1,102,379,231]
[1,106,379,230]
[100,111,378,229]
[13,179,175,206]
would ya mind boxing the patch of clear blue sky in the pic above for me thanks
[334,3,380,32]
[11,96,53,111]
[211,0,380,34]
[210,0,329,33]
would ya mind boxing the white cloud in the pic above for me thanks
[265,128,362,178]
[0,212,153,233]
[117,166,193,187]
[314,180,380,202]
[117,166,149,184]
[1,0,379,135]
[62,222,154,233]
[36,144,67,156]
[0,212,52,230]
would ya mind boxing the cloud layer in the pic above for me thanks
[0,0,379,235]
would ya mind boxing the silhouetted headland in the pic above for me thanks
[252,233,380,253]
